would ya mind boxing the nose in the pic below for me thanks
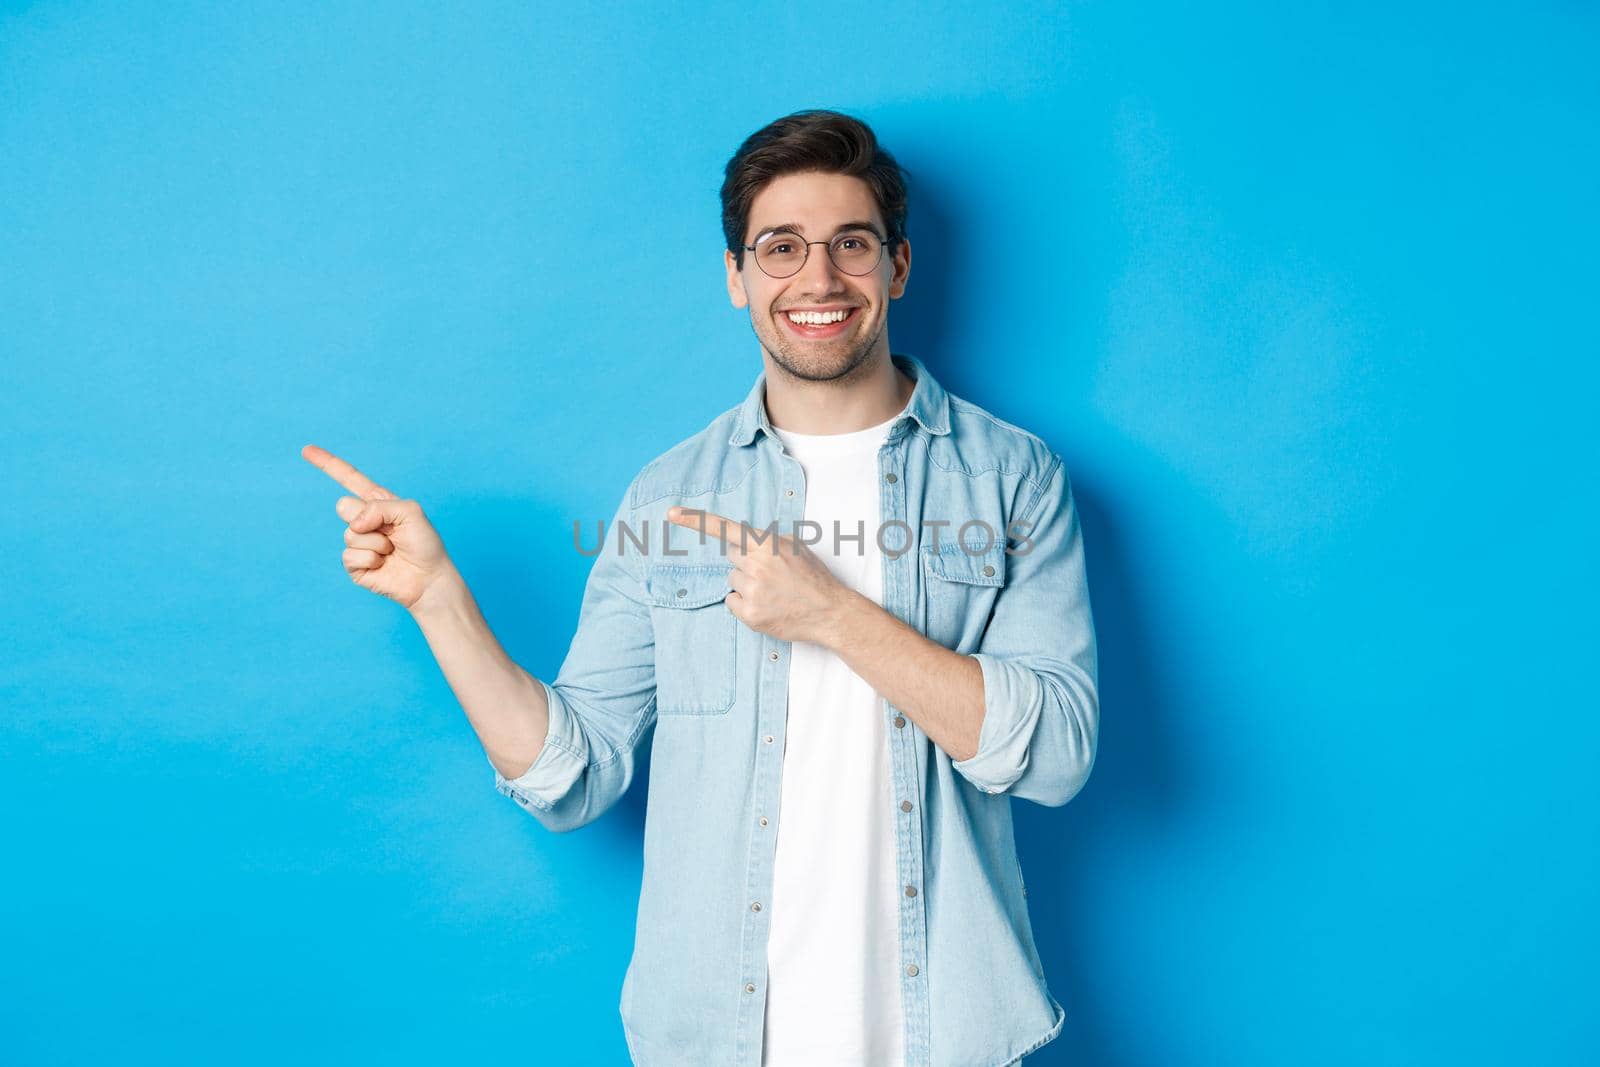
[793,241,849,296]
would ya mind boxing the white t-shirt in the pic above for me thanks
[761,413,906,1067]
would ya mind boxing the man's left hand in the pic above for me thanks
[664,505,858,647]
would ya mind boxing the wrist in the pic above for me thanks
[409,564,469,624]
[814,586,870,651]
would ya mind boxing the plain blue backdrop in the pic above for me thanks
[2,2,1596,1064]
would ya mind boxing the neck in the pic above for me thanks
[762,350,916,435]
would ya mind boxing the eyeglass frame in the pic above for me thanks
[740,225,903,279]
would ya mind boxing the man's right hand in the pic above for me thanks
[301,444,455,612]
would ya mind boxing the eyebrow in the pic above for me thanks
[752,219,883,242]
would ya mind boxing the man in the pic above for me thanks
[303,109,1098,1067]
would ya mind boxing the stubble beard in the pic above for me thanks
[759,306,887,384]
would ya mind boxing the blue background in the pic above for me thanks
[3,2,1595,1064]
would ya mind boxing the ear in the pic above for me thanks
[888,237,912,300]
[725,248,749,309]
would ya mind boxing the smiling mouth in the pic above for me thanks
[779,306,861,338]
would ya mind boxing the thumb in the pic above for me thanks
[349,498,407,532]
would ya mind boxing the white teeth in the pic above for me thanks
[786,308,851,326]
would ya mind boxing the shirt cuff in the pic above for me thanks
[490,677,588,811]
[950,652,1045,795]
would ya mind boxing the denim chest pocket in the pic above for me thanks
[921,541,1007,652]
[646,563,738,715]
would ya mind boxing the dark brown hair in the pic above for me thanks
[720,109,910,270]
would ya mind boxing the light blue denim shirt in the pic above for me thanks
[491,352,1099,1067]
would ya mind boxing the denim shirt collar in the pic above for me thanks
[726,351,953,447]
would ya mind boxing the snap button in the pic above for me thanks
[768,650,779,661]
[676,588,688,598]
[905,964,919,977]
[759,816,769,826]
[904,885,917,898]
[900,800,912,812]
[784,488,795,497]
[893,716,905,728]
[764,734,775,744]
[884,472,897,483]
[744,982,756,994]
[751,901,762,912]
[981,564,995,577]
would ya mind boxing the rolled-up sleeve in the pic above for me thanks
[492,481,657,833]
[950,453,1099,806]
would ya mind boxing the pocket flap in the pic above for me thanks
[647,563,734,608]
[921,541,1006,586]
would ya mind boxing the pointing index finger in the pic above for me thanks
[300,444,396,500]
[666,505,757,553]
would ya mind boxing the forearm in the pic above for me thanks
[822,590,985,762]
[409,566,549,780]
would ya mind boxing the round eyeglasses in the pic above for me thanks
[742,228,899,279]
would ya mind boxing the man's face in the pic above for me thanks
[724,170,911,383]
